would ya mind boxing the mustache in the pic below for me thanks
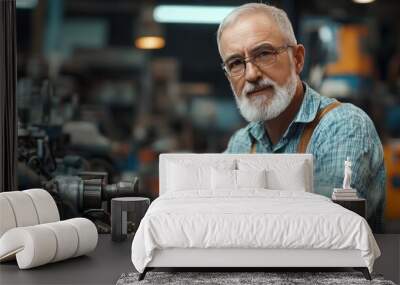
[242,78,277,97]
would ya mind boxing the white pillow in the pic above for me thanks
[211,168,236,190]
[238,159,309,191]
[167,162,209,191]
[211,168,267,190]
[167,159,236,191]
[266,167,307,191]
[237,169,267,188]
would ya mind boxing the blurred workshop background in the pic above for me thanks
[13,0,400,232]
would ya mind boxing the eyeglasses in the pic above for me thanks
[221,44,294,78]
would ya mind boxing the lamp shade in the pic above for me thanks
[135,5,165,50]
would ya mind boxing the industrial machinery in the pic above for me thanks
[16,78,140,233]
[17,122,139,233]
[46,172,138,219]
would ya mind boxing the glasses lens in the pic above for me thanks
[227,59,245,76]
[254,50,276,68]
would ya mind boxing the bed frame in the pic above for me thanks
[139,248,371,280]
[137,154,372,281]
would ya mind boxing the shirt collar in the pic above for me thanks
[248,121,265,142]
[292,82,321,124]
[247,82,321,141]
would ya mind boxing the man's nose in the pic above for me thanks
[244,61,262,83]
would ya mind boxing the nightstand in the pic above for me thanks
[332,198,366,218]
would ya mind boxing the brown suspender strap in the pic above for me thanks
[249,101,341,154]
[297,101,341,153]
[250,142,257,154]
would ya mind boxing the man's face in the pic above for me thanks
[219,12,300,122]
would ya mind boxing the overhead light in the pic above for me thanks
[154,5,236,24]
[135,36,165,50]
[16,0,38,9]
[135,5,165,50]
[352,0,375,3]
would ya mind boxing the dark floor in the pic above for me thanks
[0,234,399,285]
[0,235,134,285]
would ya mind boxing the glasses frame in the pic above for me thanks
[221,44,294,78]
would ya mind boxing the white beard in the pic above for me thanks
[232,70,298,122]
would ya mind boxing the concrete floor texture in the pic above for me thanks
[0,234,399,285]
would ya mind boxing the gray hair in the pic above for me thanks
[217,3,297,55]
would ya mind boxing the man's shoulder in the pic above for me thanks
[321,101,374,130]
[313,99,381,150]
[308,85,372,126]
[308,82,372,122]
[305,86,380,145]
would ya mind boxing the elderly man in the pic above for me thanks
[219,3,385,232]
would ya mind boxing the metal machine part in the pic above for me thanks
[47,172,139,220]
[17,125,57,180]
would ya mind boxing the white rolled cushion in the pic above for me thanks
[236,169,267,188]
[238,159,309,191]
[0,191,39,227]
[42,221,79,262]
[0,218,97,269]
[0,226,57,269]
[23,189,60,223]
[0,196,17,237]
[211,168,236,190]
[65,218,98,257]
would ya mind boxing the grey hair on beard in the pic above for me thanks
[216,3,297,55]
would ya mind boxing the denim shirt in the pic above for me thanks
[225,83,386,232]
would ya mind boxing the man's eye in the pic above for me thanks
[228,59,243,70]
[257,50,274,59]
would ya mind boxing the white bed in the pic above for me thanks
[131,154,380,280]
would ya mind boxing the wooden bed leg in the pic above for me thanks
[354,267,371,280]
[138,268,148,281]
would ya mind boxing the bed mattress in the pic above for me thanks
[131,190,380,273]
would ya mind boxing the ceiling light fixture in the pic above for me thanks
[352,0,376,4]
[135,5,165,50]
[154,5,236,24]
[135,36,165,50]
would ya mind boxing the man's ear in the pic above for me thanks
[293,44,305,75]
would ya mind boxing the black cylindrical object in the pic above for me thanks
[111,197,150,242]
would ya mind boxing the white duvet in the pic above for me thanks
[131,190,380,273]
